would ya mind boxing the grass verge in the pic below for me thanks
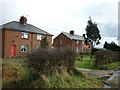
[75,55,119,70]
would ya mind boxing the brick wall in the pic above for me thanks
[71,40,83,54]
[53,33,92,54]
[0,30,2,57]
[2,30,52,57]
[53,33,72,48]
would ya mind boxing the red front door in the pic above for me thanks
[10,45,15,57]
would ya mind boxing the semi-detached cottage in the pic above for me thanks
[53,31,92,54]
[0,16,53,57]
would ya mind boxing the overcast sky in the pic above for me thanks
[0,0,119,48]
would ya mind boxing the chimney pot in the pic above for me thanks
[70,30,74,35]
[20,16,27,24]
[83,34,86,37]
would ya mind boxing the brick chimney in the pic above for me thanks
[20,16,27,24]
[70,30,74,35]
[83,34,86,38]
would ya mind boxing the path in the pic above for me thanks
[76,67,119,88]
[76,67,116,78]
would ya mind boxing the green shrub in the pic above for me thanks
[94,50,119,66]
[92,48,104,54]
[27,47,76,74]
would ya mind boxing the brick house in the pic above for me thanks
[0,16,53,57]
[53,31,92,54]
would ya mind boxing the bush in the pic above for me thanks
[27,47,76,74]
[94,50,119,66]
[92,48,104,54]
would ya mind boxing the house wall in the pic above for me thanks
[53,33,83,54]
[53,33,92,54]
[71,40,83,54]
[53,33,72,48]
[47,36,52,48]
[3,30,52,57]
[0,30,2,57]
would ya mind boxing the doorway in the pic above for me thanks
[10,45,15,57]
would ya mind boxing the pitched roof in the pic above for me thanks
[62,32,84,40]
[0,21,53,36]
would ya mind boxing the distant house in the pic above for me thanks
[53,30,92,54]
[0,16,53,57]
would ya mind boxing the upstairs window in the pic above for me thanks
[82,41,84,45]
[76,48,79,52]
[77,41,79,44]
[21,45,28,52]
[22,32,28,39]
[60,40,62,45]
[37,34,42,40]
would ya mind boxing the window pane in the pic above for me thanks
[21,45,28,52]
[24,33,28,38]
[82,41,84,45]
[60,40,62,45]
[76,48,79,52]
[37,34,41,40]
[77,41,79,44]
[22,33,24,38]
[22,32,28,39]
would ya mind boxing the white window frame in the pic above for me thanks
[21,45,28,52]
[37,34,42,40]
[82,41,84,45]
[77,41,79,44]
[60,40,62,45]
[76,48,79,52]
[21,32,29,39]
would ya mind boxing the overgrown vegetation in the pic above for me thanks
[2,59,38,88]
[94,50,119,66]
[40,36,49,49]
[91,48,104,55]
[27,47,76,74]
[75,54,119,70]
[2,58,103,88]
[3,49,104,88]
[31,68,103,88]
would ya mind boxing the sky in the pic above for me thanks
[0,0,119,48]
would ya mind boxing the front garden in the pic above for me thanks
[2,49,119,88]
[75,54,119,70]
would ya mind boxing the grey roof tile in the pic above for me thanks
[62,32,84,40]
[0,21,53,36]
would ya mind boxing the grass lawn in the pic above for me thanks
[75,55,119,70]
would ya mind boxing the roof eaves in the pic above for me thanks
[1,27,53,36]
[61,32,72,40]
